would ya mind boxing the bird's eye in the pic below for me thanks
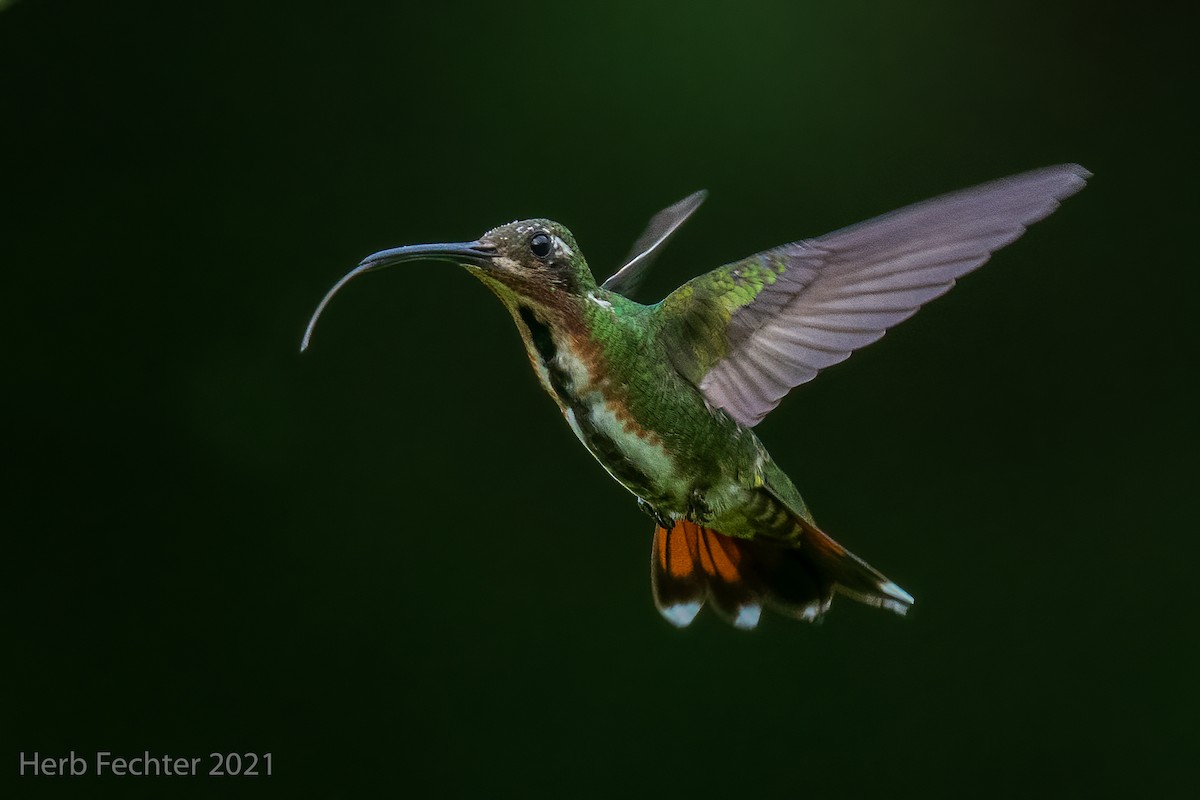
[530,233,553,259]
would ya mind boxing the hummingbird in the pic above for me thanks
[302,164,1089,630]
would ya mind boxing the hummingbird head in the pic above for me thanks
[468,219,597,304]
[301,218,597,352]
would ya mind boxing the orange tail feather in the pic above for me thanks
[651,519,913,630]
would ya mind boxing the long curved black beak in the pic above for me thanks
[300,241,496,352]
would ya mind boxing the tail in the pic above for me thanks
[651,518,914,630]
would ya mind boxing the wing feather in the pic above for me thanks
[660,164,1090,426]
[602,190,708,297]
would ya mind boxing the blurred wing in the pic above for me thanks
[602,190,707,297]
[660,164,1090,427]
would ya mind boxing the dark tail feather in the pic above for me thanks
[792,517,915,616]
[650,518,913,630]
[652,520,762,629]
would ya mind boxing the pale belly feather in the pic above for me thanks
[552,346,690,507]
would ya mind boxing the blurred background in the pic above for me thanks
[4,0,1195,796]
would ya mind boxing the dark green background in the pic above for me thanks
[5,1,1195,797]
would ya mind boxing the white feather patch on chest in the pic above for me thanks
[580,398,680,484]
[554,342,682,496]
[564,398,685,503]
[553,345,595,393]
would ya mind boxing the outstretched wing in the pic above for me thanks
[602,190,707,297]
[659,164,1090,427]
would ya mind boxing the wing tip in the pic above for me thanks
[1051,162,1092,195]
[1057,162,1092,180]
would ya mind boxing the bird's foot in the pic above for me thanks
[637,498,675,531]
[686,490,714,524]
